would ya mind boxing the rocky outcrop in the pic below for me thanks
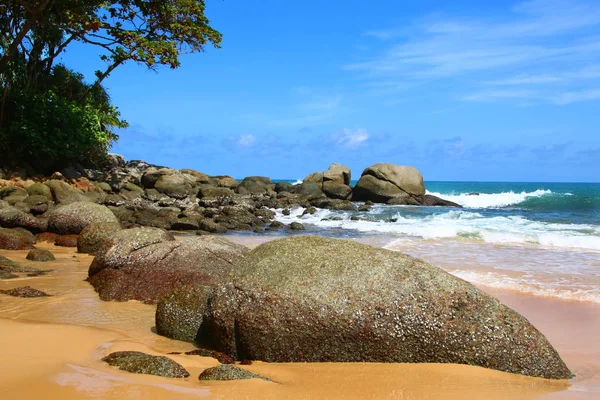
[191,236,570,379]
[87,228,249,304]
[102,351,189,378]
[47,202,119,234]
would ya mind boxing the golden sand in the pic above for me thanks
[0,241,598,399]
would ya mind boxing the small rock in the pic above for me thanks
[26,249,55,262]
[0,286,50,297]
[282,209,291,216]
[198,365,272,382]
[102,351,189,378]
[289,222,305,230]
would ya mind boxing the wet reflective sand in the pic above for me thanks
[1,240,598,399]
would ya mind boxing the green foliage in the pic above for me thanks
[0,0,220,172]
[0,65,127,172]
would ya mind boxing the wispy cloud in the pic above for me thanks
[236,134,257,148]
[336,128,370,149]
[347,0,600,105]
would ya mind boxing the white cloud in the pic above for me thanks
[237,134,257,147]
[347,0,600,105]
[336,128,369,149]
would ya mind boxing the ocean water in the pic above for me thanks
[270,181,600,303]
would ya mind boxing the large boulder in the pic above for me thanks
[140,167,175,189]
[48,201,119,234]
[303,171,323,184]
[26,183,53,200]
[194,236,571,379]
[323,163,351,185]
[87,228,249,304]
[353,164,425,203]
[235,176,274,195]
[197,185,234,199]
[322,181,352,200]
[154,173,192,199]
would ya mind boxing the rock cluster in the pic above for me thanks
[0,158,463,242]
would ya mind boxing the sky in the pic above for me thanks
[61,0,600,182]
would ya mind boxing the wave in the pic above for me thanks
[426,189,553,209]
[448,270,600,304]
[274,207,600,251]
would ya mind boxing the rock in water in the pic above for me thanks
[48,202,119,234]
[353,163,425,203]
[0,286,50,297]
[102,351,189,378]
[26,249,55,262]
[88,228,249,304]
[195,236,571,379]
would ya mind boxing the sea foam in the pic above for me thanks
[425,189,552,208]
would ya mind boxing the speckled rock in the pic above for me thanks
[26,249,55,262]
[180,348,234,364]
[0,228,36,250]
[0,286,50,297]
[27,183,53,200]
[289,222,305,230]
[0,204,47,232]
[198,365,271,381]
[48,202,119,234]
[54,234,78,247]
[77,222,122,254]
[196,236,571,379]
[102,351,189,378]
[88,229,248,304]
[156,285,215,342]
[0,270,17,279]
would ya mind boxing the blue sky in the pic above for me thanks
[62,0,600,182]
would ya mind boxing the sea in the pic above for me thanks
[266,181,600,304]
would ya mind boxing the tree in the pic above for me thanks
[0,0,221,171]
[0,0,222,89]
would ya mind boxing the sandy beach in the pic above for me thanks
[1,239,598,399]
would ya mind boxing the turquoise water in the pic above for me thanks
[268,181,600,303]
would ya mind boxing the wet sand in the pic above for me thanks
[1,240,598,399]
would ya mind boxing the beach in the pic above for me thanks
[1,240,598,399]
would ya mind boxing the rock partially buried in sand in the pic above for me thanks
[88,228,249,304]
[47,201,119,234]
[198,365,272,382]
[0,286,50,297]
[26,249,55,262]
[102,351,189,378]
[194,236,571,380]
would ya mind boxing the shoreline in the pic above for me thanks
[1,241,598,399]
